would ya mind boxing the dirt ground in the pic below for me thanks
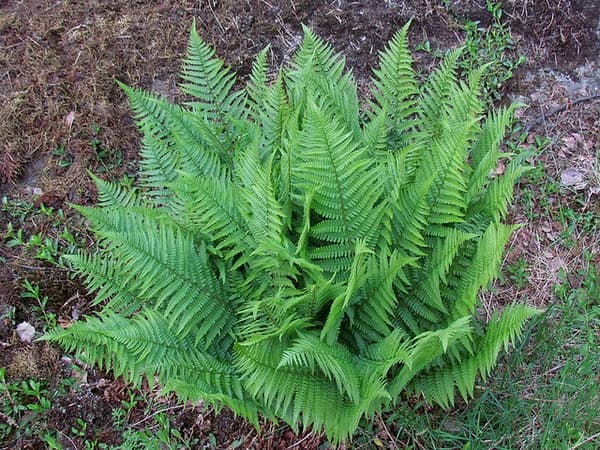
[1,0,599,448]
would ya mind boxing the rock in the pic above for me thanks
[16,321,36,343]
[24,186,43,196]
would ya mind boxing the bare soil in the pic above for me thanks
[1,1,599,448]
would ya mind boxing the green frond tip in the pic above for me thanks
[46,20,534,444]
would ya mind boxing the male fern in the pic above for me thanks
[46,22,540,443]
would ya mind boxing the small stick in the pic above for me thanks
[524,94,600,132]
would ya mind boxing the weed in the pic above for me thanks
[70,417,88,438]
[4,222,25,247]
[458,1,525,102]
[2,197,84,268]
[20,279,57,330]
[1,196,37,222]
[90,125,124,176]
[0,368,65,444]
[51,144,74,169]
[505,257,530,290]
[117,411,199,450]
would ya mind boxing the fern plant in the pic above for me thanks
[45,22,540,443]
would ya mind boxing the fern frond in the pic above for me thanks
[279,332,361,403]
[389,176,433,256]
[402,303,540,407]
[235,140,285,249]
[470,155,532,221]
[321,240,373,344]
[475,303,541,381]
[119,82,230,179]
[451,222,517,319]
[236,338,387,444]
[138,133,179,203]
[287,26,360,137]
[170,173,254,259]
[180,20,244,121]
[352,251,415,342]
[246,46,271,113]
[164,379,263,430]
[65,252,142,315]
[406,228,476,319]
[43,312,140,379]
[295,100,383,271]
[79,205,236,348]
[358,328,411,377]
[370,21,418,137]
[418,47,462,136]
[90,173,141,208]
[465,105,519,205]
[388,316,473,397]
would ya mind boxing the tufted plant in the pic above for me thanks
[45,22,540,443]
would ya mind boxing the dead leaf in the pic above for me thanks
[494,161,506,176]
[64,110,75,128]
[560,168,586,189]
[582,137,595,152]
[16,322,35,343]
[562,135,578,151]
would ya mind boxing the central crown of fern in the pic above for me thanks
[46,22,539,443]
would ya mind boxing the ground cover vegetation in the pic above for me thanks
[1,1,598,448]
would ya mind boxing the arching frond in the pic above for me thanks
[294,100,383,272]
[119,82,230,179]
[400,303,540,407]
[451,222,517,319]
[279,332,360,403]
[370,21,418,138]
[388,316,473,398]
[90,173,141,208]
[246,46,271,113]
[180,20,244,121]
[287,26,360,138]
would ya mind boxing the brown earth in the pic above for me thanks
[1,0,599,448]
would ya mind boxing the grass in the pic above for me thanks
[458,264,598,449]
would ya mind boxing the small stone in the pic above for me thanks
[24,186,43,196]
[16,321,36,343]
[441,418,463,433]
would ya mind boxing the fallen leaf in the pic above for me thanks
[562,135,577,151]
[582,137,595,152]
[16,322,35,343]
[494,161,506,176]
[560,168,586,189]
[64,110,75,128]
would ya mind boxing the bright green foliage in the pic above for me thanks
[45,22,540,443]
